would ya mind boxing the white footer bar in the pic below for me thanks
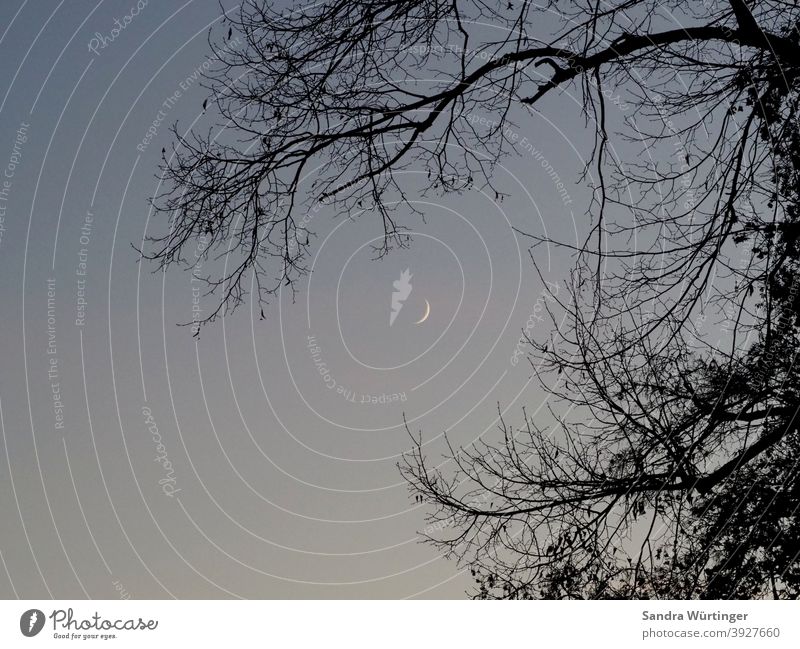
[2,600,797,648]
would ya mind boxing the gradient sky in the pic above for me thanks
[0,0,606,598]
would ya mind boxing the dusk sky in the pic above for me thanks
[0,0,600,598]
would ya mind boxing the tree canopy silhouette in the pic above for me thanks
[148,0,800,598]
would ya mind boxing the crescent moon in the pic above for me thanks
[414,299,431,324]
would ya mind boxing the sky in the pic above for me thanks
[0,0,600,598]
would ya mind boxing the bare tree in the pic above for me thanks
[148,0,800,597]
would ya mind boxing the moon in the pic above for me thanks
[414,299,431,324]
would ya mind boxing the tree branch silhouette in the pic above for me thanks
[147,0,800,598]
